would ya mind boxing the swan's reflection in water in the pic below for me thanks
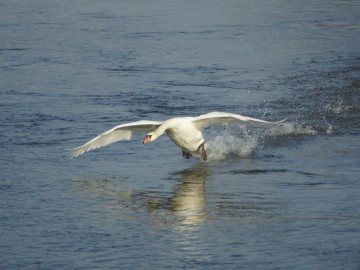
[167,164,208,227]
[72,163,209,229]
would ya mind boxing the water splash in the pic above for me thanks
[265,122,318,136]
[324,100,352,114]
[205,121,319,161]
[206,127,259,161]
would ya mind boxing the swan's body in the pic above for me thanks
[69,112,285,160]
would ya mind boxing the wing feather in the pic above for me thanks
[69,120,162,158]
[192,112,286,130]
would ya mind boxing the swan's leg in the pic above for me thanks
[198,142,207,161]
[182,149,193,159]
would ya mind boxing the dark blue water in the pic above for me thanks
[1,0,360,269]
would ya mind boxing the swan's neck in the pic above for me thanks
[152,125,167,140]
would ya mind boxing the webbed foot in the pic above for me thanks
[182,149,193,159]
[198,142,207,161]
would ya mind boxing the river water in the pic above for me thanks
[1,0,360,269]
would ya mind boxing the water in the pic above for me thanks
[1,0,360,269]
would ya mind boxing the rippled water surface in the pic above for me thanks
[1,0,360,269]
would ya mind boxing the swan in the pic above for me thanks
[69,112,285,161]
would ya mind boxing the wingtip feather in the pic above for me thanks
[67,147,83,159]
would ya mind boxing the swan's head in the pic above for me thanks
[143,132,158,144]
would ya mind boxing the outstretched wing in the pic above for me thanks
[69,120,162,158]
[192,112,286,130]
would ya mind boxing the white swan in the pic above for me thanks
[69,112,285,161]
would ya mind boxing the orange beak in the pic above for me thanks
[143,135,151,144]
